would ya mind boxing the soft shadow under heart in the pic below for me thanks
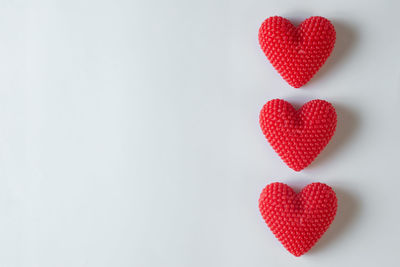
[309,103,360,168]
[308,186,360,255]
[310,20,358,84]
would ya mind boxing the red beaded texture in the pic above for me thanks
[259,182,337,256]
[259,16,336,88]
[259,99,337,171]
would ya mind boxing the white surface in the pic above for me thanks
[0,0,399,266]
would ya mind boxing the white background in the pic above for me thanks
[0,0,399,266]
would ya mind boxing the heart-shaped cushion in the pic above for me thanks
[259,16,336,88]
[259,182,337,256]
[259,99,337,171]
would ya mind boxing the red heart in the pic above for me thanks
[259,16,336,88]
[259,99,337,171]
[259,182,337,256]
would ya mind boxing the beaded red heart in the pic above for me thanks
[259,99,337,171]
[259,182,337,256]
[259,16,336,88]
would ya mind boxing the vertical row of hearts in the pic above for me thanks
[257,16,340,257]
